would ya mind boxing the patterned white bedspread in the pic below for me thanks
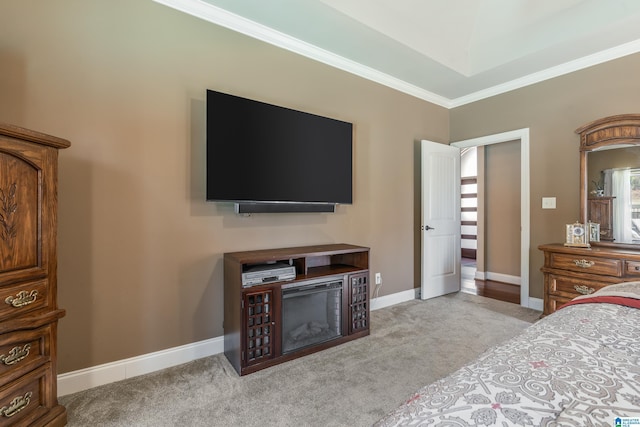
[375,283,640,426]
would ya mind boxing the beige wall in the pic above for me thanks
[485,141,520,277]
[0,0,448,373]
[5,0,639,375]
[451,52,640,299]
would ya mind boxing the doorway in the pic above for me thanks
[451,129,531,308]
[460,147,479,294]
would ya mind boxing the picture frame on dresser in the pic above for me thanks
[564,222,589,247]
[588,222,600,243]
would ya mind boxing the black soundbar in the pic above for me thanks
[235,202,336,214]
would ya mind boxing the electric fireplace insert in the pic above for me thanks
[281,278,343,354]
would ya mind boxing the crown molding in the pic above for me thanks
[153,0,640,110]
[450,38,640,108]
[152,0,452,108]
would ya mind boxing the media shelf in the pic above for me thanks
[224,244,369,375]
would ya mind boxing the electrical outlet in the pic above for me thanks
[375,273,382,285]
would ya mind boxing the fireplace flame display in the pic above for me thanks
[289,321,330,340]
[282,279,343,354]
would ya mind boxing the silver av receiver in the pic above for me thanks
[241,262,296,287]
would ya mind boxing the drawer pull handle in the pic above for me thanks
[573,259,595,268]
[574,285,595,295]
[0,344,31,366]
[4,290,38,308]
[0,391,32,418]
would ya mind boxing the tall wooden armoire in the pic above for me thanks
[588,196,614,241]
[0,123,69,426]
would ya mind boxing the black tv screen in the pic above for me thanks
[206,89,353,205]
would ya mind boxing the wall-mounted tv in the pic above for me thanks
[206,89,353,213]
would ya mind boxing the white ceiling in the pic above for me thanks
[154,0,640,108]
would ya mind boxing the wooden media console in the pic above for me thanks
[223,244,369,375]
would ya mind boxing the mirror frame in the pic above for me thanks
[576,114,640,248]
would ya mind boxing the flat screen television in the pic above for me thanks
[206,89,353,213]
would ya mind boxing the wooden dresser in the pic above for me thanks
[0,124,69,426]
[539,243,640,315]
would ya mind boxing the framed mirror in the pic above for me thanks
[577,114,640,247]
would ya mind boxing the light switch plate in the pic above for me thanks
[542,197,556,209]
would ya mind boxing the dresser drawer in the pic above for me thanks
[0,280,47,322]
[546,274,610,299]
[625,261,640,276]
[0,363,50,426]
[544,295,572,315]
[540,243,640,316]
[549,253,622,276]
[0,326,50,387]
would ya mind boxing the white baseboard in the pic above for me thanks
[474,270,521,286]
[58,336,224,396]
[370,288,418,311]
[528,297,544,311]
[58,286,537,396]
[59,288,418,396]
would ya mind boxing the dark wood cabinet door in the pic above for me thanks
[0,148,44,277]
[348,273,368,334]
[243,290,276,366]
[588,197,614,241]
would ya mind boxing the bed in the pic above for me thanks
[375,282,640,426]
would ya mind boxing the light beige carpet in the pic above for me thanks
[60,292,540,427]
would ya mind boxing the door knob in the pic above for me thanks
[423,225,435,231]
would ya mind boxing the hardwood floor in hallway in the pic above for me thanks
[462,278,520,304]
[460,257,520,304]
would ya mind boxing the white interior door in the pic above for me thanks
[421,140,461,300]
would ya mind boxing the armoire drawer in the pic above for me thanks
[0,280,48,322]
[0,363,50,427]
[548,253,622,276]
[0,326,50,386]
